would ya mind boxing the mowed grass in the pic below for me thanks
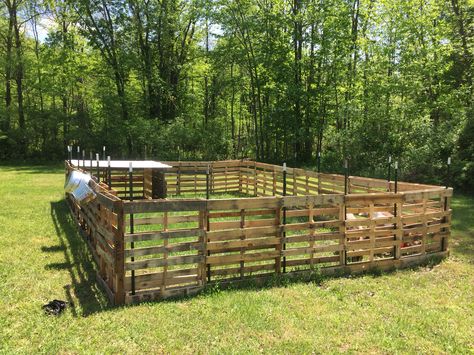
[0,165,473,354]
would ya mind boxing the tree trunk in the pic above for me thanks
[3,6,14,133]
[12,2,26,152]
[344,0,360,131]
[293,0,303,160]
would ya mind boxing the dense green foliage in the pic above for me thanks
[0,0,473,189]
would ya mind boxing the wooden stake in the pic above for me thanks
[282,162,287,273]
[114,200,125,304]
[394,161,398,193]
[344,159,349,195]
[129,162,135,295]
[387,155,392,192]
[442,157,451,251]
[107,156,111,188]
[317,151,321,174]
[206,164,211,282]
[96,153,100,183]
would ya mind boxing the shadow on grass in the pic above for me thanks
[41,245,66,253]
[49,199,110,317]
[450,194,474,262]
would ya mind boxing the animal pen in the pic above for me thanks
[65,159,452,305]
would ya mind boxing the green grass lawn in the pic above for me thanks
[0,164,473,353]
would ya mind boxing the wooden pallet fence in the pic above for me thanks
[65,162,125,304]
[281,195,345,270]
[161,160,241,196]
[400,189,451,256]
[72,159,445,201]
[121,199,207,303]
[206,197,281,280]
[65,160,452,305]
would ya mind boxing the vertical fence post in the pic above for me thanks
[194,165,197,196]
[206,164,211,282]
[292,166,297,196]
[282,162,287,273]
[206,164,210,200]
[442,157,451,251]
[253,161,257,196]
[67,145,72,163]
[89,151,93,173]
[198,207,206,287]
[82,150,85,170]
[206,217,211,283]
[446,157,451,191]
[102,147,106,181]
[177,162,181,196]
[339,199,347,266]
[387,155,392,192]
[393,161,399,259]
[344,159,349,195]
[96,153,100,183]
[394,197,402,260]
[114,199,125,305]
[107,156,111,189]
[317,151,321,174]
[77,146,80,163]
[211,162,214,195]
[343,159,349,266]
[238,160,243,194]
[317,151,322,195]
[394,161,398,194]
[129,162,135,295]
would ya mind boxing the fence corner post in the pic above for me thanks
[442,189,452,252]
[199,208,208,287]
[339,195,347,266]
[114,199,126,305]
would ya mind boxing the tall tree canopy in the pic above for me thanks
[0,0,473,189]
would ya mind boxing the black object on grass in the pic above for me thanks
[42,300,67,316]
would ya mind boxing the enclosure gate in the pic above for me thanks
[123,200,207,303]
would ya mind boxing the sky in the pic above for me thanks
[25,14,53,43]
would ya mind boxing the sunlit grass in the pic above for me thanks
[0,164,473,353]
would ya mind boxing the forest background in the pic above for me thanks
[0,0,473,190]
